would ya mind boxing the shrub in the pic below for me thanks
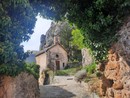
[55,66,82,76]
[24,63,40,80]
[0,64,23,76]
[0,62,40,80]
[85,63,96,74]
[55,70,68,76]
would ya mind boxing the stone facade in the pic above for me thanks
[36,52,47,74]
[36,43,68,72]
[98,17,130,98]
[36,38,68,85]
[0,72,39,98]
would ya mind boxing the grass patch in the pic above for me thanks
[55,66,82,76]
[82,63,96,74]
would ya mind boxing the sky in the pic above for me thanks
[22,15,52,52]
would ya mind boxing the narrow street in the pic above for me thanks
[40,76,99,98]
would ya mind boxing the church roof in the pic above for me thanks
[35,43,67,57]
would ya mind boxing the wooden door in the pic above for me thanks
[56,61,60,70]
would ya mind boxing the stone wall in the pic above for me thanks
[0,72,39,98]
[48,44,68,70]
[98,17,130,98]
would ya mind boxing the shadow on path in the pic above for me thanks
[40,85,76,98]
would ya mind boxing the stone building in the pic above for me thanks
[36,35,68,73]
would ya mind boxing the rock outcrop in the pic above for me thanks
[39,34,46,50]
[81,48,93,66]
[98,17,130,98]
[0,72,39,98]
[39,21,72,50]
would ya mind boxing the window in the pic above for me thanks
[63,63,65,67]
[56,54,59,58]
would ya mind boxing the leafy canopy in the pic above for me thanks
[33,0,130,61]
[0,0,38,76]
[59,21,82,62]
[71,29,85,50]
[1,0,130,77]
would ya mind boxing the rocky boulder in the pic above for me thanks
[98,17,130,98]
[0,72,39,98]
[81,48,93,66]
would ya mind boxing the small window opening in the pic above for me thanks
[63,63,65,67]
[56,54,59,58]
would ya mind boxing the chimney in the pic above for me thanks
[54,35,60,44]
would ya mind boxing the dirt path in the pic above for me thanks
[40,76,99,98]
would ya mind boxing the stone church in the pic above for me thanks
[35,35,68,73]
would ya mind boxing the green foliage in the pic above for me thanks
[71,29,85,49]
[0,63,39,79]
[0,63,40,79]
[59,21,73,61]
[55,66,82,76]
[0,0,38,76]
[24,63,40,79]
[1,0,130,77]
[60,21,72,49]
[69,28,85,61]
[0,64,23,76]
[33,0,130,62]
[55,70,68,76]
[58,21,82,62]
[85,63,96,74]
